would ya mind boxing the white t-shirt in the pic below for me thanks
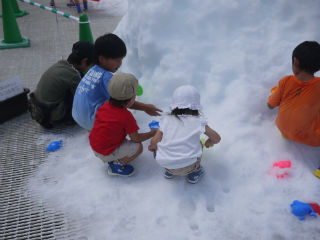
[155,114,207,169]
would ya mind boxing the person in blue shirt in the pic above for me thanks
[72,33,162,130]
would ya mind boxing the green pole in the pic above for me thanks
[0,0,30,49]
[10,0,28,17]
[0,0,28,17]
[79,13,94,43]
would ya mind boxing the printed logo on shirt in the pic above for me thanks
[78,69,103,94]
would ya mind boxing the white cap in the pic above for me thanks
[170,85,202,110]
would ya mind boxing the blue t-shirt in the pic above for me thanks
[72,65,113,130]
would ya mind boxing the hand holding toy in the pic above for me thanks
[201,138,213,148]
[149,120,160,130]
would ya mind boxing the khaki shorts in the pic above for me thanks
[166,157,202,176]
[93,139,140,163]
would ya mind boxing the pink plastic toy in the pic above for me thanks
[269,160,292,179]
[273,160,291,168]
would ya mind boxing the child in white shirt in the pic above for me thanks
[148,85,221,183]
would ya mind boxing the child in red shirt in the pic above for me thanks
[89,73,157,176]
[268,41,320,177]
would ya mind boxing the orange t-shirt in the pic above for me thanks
[268,75,320,146]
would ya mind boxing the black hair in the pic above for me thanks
[292,41,320,74]
[67,41,94,66]
[84,53,95,66]
[109,97,131,108]
[170,108,199,120]
[94,33,127,64]
[68,53,94,67]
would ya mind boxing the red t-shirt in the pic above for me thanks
[89,101,139,155]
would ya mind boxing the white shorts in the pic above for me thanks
[93,139,140,163]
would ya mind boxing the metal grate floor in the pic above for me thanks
[0,1,120,238]
[0,114,86,240]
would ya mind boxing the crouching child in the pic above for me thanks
[148,85,221,184]
[89,73,157,176]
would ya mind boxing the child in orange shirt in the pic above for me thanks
[268,41,320,177]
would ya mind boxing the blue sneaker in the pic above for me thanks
[164,170,174,179]
[107,161,135,176]
[186,166,204,184]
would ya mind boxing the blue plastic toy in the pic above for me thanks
[290,200,317,220]
[46,140,63,152]
[149,120,160,130]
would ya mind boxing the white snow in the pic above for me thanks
[28,0,320,239]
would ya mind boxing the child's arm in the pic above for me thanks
[129,101,163,116]
[204,125,221,148]
[268,89,279,109]
[129,129,157,143]
[148,130,163,152]
[268,77,288,110]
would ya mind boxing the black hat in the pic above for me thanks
[68,41,94,63]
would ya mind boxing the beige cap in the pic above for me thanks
[108,72,139,100]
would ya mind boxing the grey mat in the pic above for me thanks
[1,1,121,238]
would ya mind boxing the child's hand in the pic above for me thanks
[148,144,157,152]
[270,86,278,94]
[150,129,158,136]
[149,129,162,152]
[144,104,163,116]
[205,139,214,148]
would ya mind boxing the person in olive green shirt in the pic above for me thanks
[29,41,94,128]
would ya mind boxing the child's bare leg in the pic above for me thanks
[193,156,202,169]
[119,143,143,164]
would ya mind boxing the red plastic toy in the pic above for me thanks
[308,203,320,215]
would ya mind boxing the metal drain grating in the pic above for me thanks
[0,114,85,240]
